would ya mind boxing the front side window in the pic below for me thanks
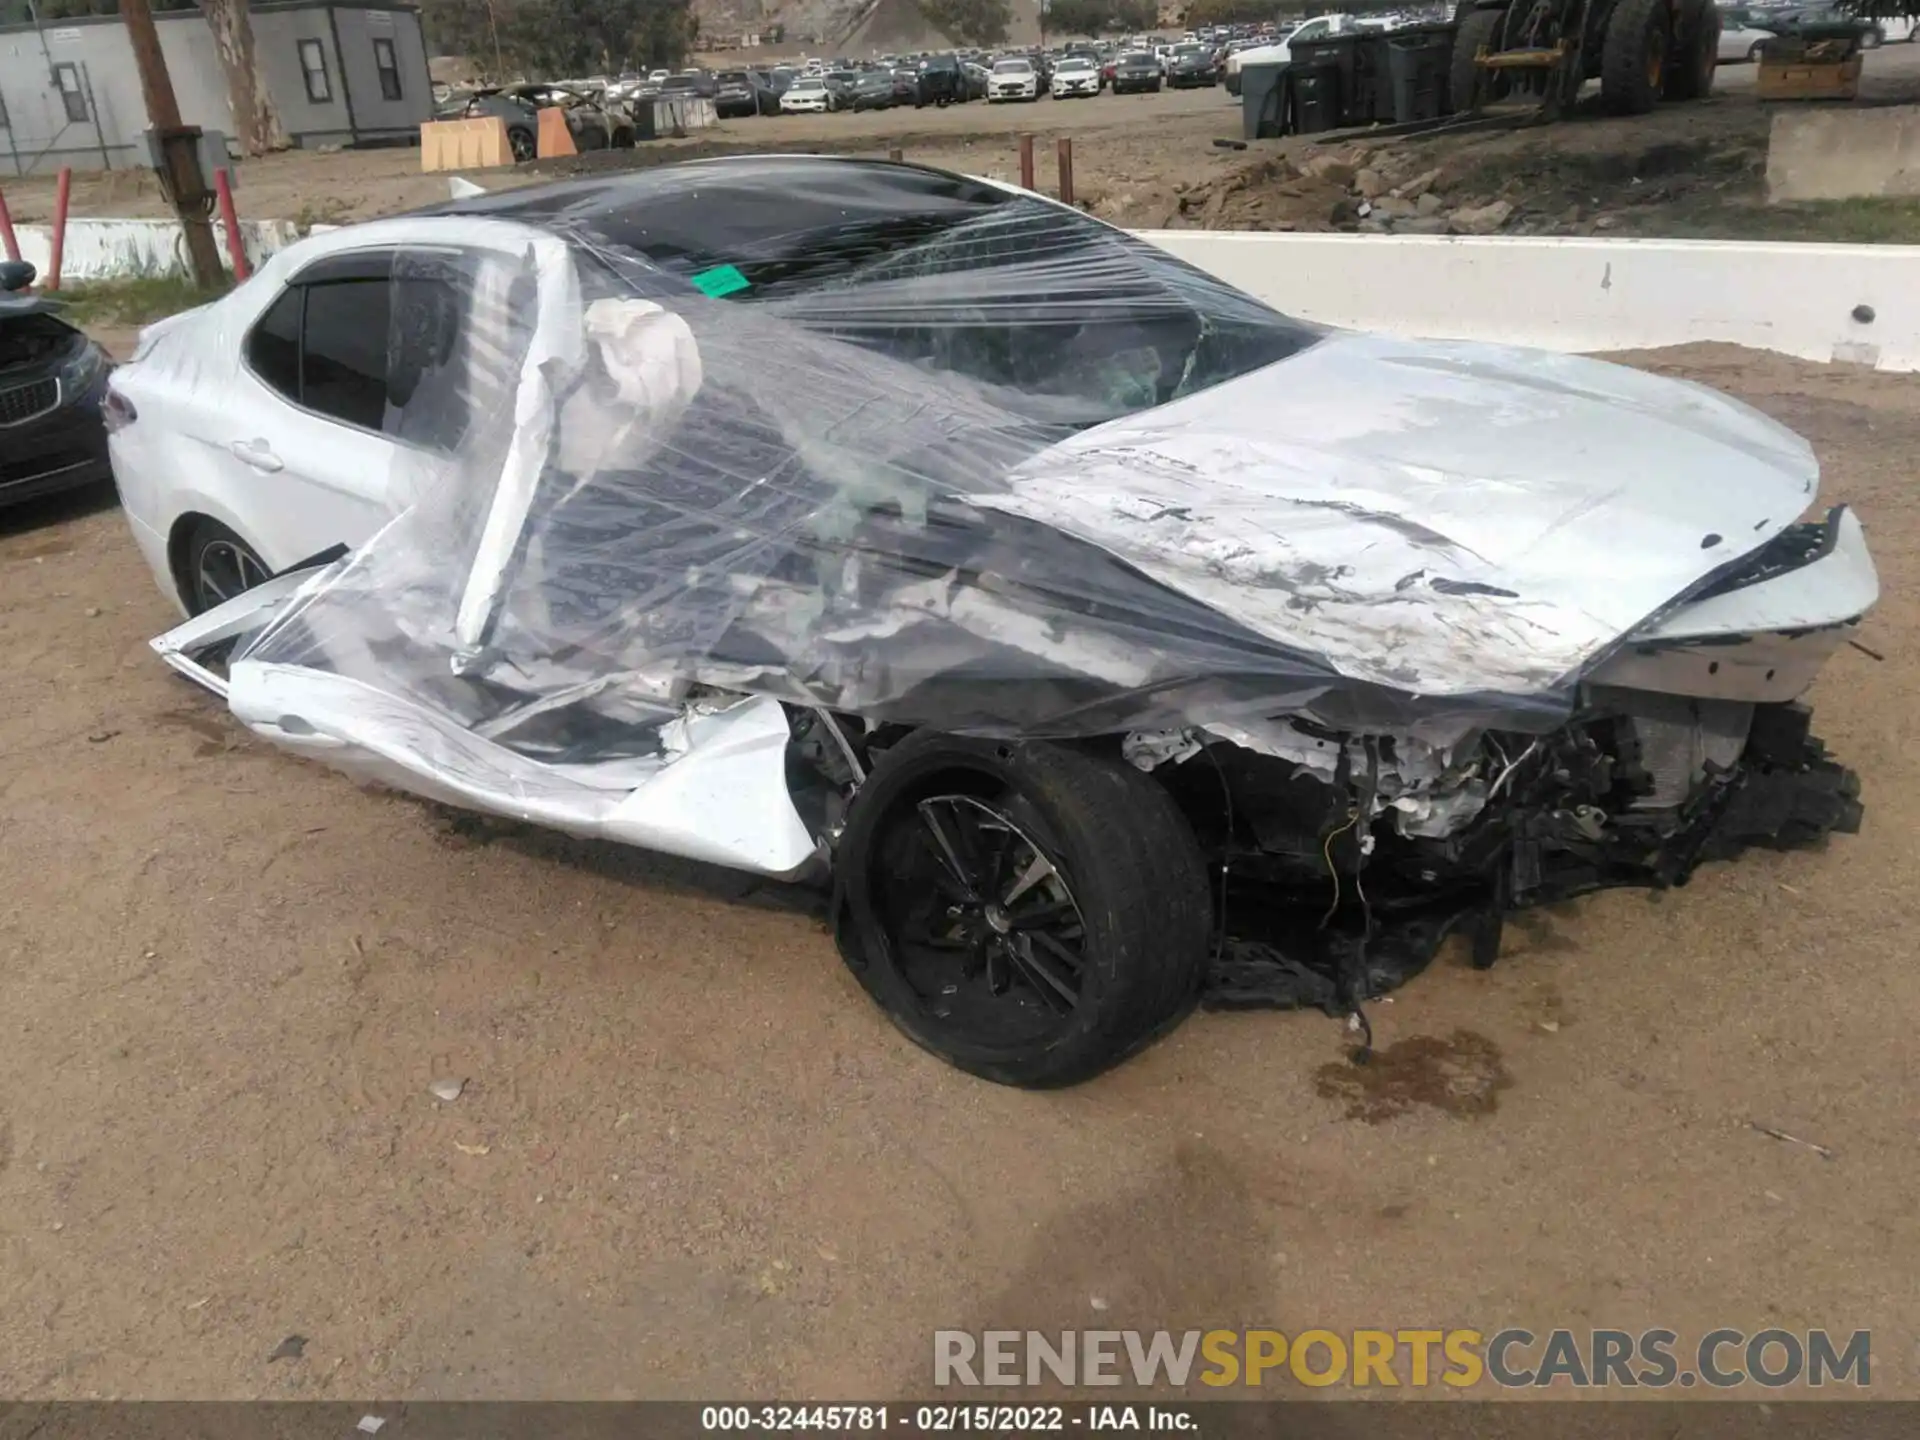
[373,37,402,101]
[298,38,332,102]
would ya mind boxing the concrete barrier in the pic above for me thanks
[1139,230,1917,370]
[12,217,302,284]
[1767,104,1920,201]
[14,214,1920,374]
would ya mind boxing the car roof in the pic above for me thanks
[414,157,1024,271]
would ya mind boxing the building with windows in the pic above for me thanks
[0,1,430,176]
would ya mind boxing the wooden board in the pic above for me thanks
[536,107,577,159]
[419,116,513,172]
[1757,54,1862,102]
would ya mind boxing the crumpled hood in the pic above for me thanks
[979,331,1820,700]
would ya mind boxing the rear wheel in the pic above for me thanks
[184,520,269,616]
[1601,0,1671,113]
[834,733,1211,1088]
[507,126,535,162]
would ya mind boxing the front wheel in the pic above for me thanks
[1862,25,1884,47]
[834,733,1211,1088]
[507,126,536,162]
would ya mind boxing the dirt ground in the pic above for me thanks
[0,340,1916,1399]
[8,46,1920,242]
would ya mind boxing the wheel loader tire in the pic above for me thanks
[1602,0,1671,113]
[1450,5,1507,113]
[1664,0,1720,99]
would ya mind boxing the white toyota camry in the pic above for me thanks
[110,156,1876,1088]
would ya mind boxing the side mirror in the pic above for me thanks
[0,259,37,293]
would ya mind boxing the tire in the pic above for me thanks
[1450,5,1507,113]
[1748,38,1768,61]
[1664,0,1719,98]
[507,126,535,162]
[834,732,1211,1089]
[1862,25,1884,48]
[1601,0,1671,114]
[183,519,270,616]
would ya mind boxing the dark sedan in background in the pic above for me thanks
[1166,42,1219,86]
[1111,49,1163,93]
[0,262,112,510]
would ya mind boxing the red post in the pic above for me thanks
[47,167,72,291]
[1055,137,1074,207]
[0,185,20,264]
[1018,133,1035,190]
[215,167,249,280]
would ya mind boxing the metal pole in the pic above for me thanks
[47,166,70,289]
[118,0,223,288]
[0,187,20,263]
[215,166,249,279]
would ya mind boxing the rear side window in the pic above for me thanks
[301,277,390,431]
[241,259,469,448]
[247,286,303,401]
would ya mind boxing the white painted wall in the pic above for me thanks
[11,217,302,283]
[1138,231,1916,371]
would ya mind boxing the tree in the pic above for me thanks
[1045,0,1153,34]
[198,0,286,155]
[917,0,1010,45]
[1182,0,1275,25]
[419,0,695,80]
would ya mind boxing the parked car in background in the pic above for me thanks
[824,69,860,107]
[780,74,834,111]
[1111,49,1164,92]
[988,56,1041,100]
[1165,41,1220,85]
[454,84,635,161]
[915,53,962,105]
[661,69,717,97]
[714,68,779,116]
[1225,14,1351,90]
[0,261,111,512]
[1742,4,1900,45]
[850,70,898,109]
[1050,54,1101,96]
[1716,6,1781,57]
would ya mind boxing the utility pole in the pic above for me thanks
[119,0,224,289]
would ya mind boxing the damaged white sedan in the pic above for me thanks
[112,157,1875,1087]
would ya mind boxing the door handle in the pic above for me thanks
[229,439,284,473]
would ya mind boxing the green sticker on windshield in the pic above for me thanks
[690,263,750,298]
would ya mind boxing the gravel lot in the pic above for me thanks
[0,342,1915,1399]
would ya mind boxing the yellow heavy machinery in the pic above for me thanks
[1449,0,1721,118]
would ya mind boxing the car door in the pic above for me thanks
[224,248,480,576]
[219,251,416,571]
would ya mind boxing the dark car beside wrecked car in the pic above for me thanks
[1,261,113,509]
